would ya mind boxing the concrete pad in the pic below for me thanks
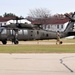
[0,53,75,75]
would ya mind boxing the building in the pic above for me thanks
[0,16,16,26]
[32,17,69,32]
[0,17,31,26]
[0,16,73,32]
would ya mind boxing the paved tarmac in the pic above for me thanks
[0,53,75,75]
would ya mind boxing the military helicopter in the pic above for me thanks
[0,12,75,45]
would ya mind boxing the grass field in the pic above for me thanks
[0,39,75,53]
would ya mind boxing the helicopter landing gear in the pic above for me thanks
[12,39,19,44]
[12,29,19,44]
[14,39,19,44]
[2,40,7,45]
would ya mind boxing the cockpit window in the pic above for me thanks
[1,29,7,34]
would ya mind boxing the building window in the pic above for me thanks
[43,25,46,29]
[0,23,2,26]
[4,23,6,25]
[57,25,59,29]
[61,24,63,29]
[48,25,50,29]
[44,25,46,29]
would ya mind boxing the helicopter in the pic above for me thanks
[0,12,75,45]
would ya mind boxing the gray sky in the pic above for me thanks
[0,0,75,17]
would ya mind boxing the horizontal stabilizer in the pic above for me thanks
[68,31,75,36]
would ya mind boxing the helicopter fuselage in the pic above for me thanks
[0,28,59,44]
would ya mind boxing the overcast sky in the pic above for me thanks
[0,0,75,17]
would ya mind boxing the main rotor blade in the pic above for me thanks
[65,13,75,22]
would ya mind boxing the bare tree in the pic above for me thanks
[28,8,51,19]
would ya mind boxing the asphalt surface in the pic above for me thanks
[0,53,75,75]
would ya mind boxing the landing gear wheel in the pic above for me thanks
[2,40,7,45]
[14,40,19,44]
[60,41,63,44]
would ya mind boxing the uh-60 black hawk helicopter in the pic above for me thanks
[0,12,75,45]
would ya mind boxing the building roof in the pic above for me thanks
[0,16,17,22]
[32,18,69,25]
[0,16,69,25]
